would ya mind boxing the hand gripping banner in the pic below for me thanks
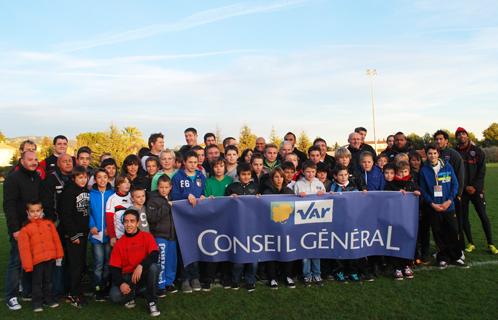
[172,192,419,266]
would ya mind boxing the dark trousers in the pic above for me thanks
[32,260,55,308]
[109,263,159,304]
[177,245,199,281]
[454,198,466,251]
[266,261,294,280]
[5,237,32,300]
[66,237,87,297]
[416,204,432,260]
[430,209,461,262]
[462,192,493,245]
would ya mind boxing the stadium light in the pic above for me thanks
[366,68,378,152]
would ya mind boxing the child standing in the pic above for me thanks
[293,160,326,286]
[59,166,90,308]
[224,145,239,180]
[18,201,63,312]
[89,169,114,301]
[106,176,132,246]
[147,175,178,297]
[359,151,385,191]
[225,163,259,292]
[171,151,206,293]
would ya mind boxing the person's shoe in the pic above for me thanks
[95,289,106,302]
[246,283,256,293]
[393,269,404,280]
[21,295,32,302]
[439,261,448,269]
[191,279,202,292]
[201,282,211,292]
[312,275,324,286]
[334,272,347,283]
[285,277,296,289]
[148,302,161,317]
[166,285,178,294]
[6,297,22,311]
[181,280,193,293]
[67,295,83,308]
[46,301,59,308]
[222,280,232,289]
[349,273,361,282]
[488,244,498,255]
[33,306,43,312]
[269,279,278,289]
[403,266,414,279]
[231,282,240,290]
[157,289,167,298]
[465,243,476,253]
[124,299,136,309]
[454,259,470,269]
[303,277,312,287]
[363,272,375,282]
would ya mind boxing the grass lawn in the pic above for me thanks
[0,165,497,319]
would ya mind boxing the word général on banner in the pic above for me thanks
[172,192,419,266]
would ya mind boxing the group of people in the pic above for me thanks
[3,126,494,316]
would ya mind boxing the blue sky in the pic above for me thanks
[1,0,497,147]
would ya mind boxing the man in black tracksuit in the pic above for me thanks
[41,154,74,223]
[381,132,414,163]
[3,151,41,309]
[59,166,90,307]
[455,127,497,254]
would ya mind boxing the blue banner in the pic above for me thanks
[172,192,419,266]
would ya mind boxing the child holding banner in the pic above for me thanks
[293,160,326,287]
[203,158,233,291]
[262,167,296,289]
[171,151,206,293]
[225,163,259,292]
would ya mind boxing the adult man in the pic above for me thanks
[41,154,74,222]
[283,132,307,165]
[222,137,237,150]
[109,209,160,317]
[313,138,336,170]
[39,135,75,175]
[433,130,465,251]
[148,133,164,157]
[278,141,293,162]
[11,140,46,179]
[382,132,413,162]
[455,127,498,254]
[354,127,377,157]
[203,132,216,146]
[203,144,222,177]
[4,151,41,310]
[347,132,364,171]
[254,137,266,154]
[179,128,198,157]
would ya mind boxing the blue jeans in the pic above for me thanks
[155,238,177,289]
[92,242,111,288]
[302,259,321,279]
[232,263,258,285]
[5,237,31,300]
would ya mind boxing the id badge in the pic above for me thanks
[434,185,443,197]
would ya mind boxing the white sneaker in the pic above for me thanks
[439,261,448,269]
[6,297,22,311]
[148,302,161,317]
[124,299,136,309]
[454,259,470,269]
[269,279,278,289]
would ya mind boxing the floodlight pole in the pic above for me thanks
[366,68,378,152]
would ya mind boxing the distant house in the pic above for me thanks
[0,142,16,166]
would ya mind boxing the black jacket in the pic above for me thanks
[381,144,414,163]
[41,169,71,222]
[384,176,419,192]
[3,166,41,234]
[262,184,294,195]
[59,182,90,241]
[456,143,486,193]
[439,147,465,196]
[225,181,259,196]
[146,191,175,240]
[347,163,366,191]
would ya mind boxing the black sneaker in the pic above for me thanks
[363,272,375,282]
[157,289,167,298]
[222,280,232,289]
[454,259,470,269]
[269,279,278,289]
[95,290,106,302]
[201,283,211,292]
[231,283,240,291]
[285,277,296,289]
[246,283,256,293]
[166,285,178,294]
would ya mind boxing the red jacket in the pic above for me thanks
[18,218,64,272]
[109,230,158,274]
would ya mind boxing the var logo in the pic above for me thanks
[294,200,333,225]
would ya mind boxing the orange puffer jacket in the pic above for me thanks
[18,218,64,272]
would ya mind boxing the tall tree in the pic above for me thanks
[238,125,257,152]
[483,122,498,146]
[297,131,312,153]
[268,126,282,147]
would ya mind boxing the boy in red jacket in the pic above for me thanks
[18,201,63,312]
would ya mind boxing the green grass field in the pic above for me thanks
[1,165,497,319]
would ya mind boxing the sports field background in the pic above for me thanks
[1,165,497,319]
